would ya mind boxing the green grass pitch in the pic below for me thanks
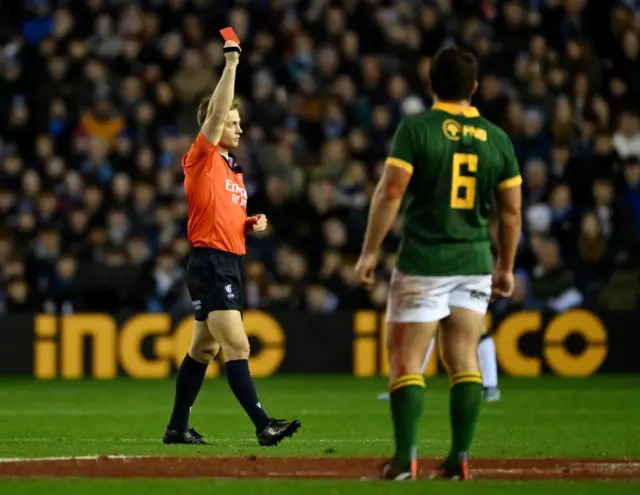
[0,375,638,493]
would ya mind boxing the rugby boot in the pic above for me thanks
[379,459,417,480]
[484,387,501,402]
[256,418,301,446]
[434,452,470,480]
[163,426,207,445]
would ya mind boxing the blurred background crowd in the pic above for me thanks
[1,0,640,317]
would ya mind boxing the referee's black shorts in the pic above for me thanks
[186,247,244,321]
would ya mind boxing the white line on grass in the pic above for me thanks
[0,409,438,416]
[0,455,148,463]
[0,437,445,445]
[0,409,634,417]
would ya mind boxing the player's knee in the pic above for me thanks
[387,340,426,377]
[442,346,479,375]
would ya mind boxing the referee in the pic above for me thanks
[163,39,300,446]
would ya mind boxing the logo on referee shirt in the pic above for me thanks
[225,284,235,300]
[192,300,202,310]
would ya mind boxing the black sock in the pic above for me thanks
[168,354,208,431]
[224,359,271,431]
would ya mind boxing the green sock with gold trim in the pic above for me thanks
[447,371,483,465]
[389,374,425,467]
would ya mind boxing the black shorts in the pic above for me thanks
[186,247,244,320]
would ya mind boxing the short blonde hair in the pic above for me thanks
[197,97,240,126]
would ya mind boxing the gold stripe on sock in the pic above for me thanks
[450,371,483,387]
[390,375,425,389]
[451,376,483,386]
[449,372,481,382]
[389,375,425,393]
[392,374,424,386]
[389,379,425,393]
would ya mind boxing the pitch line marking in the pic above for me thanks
[0,409,636,417]
[0,437,445,445]
[0,455,149,463]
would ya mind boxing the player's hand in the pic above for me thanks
[247,214,267,233]
[491,267,514,300]
[223,40,241,65]
[355,252,378,291]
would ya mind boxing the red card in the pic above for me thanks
[220,27,240,44]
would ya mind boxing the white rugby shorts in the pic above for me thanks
[386,269,492,323]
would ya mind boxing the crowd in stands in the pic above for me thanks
[1,0,640,316]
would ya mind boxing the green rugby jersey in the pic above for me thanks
[386,102,522,276]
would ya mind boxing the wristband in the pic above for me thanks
[223,46,242,54]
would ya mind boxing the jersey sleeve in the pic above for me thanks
[182,131,217,175]
[385,119,415,175]
[497,139,522,190]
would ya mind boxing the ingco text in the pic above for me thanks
[34,312,284,379]
[353,309,609,377]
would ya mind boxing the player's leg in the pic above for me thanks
[478,332,500,401]
[377,334,435,401]
[207,309,300,446]
[164,320,219,444]
[380,270,450,480]
[437,275,492,480]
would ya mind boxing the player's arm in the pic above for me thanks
[360,120,414,257]
[360,163,412,256]
[495,145,523,272]
[201,41,241,145]
[495,185,521,271]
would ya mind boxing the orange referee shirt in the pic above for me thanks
[183,132,247,255]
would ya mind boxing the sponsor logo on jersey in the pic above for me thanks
[442,119,487,142]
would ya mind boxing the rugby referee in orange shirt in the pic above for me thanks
[163,39,300,446]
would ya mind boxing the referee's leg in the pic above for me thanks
[208,309,301,446]
[163,320,219,444]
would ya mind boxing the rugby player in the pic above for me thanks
[355,47,522,480]
[163,40,300,446]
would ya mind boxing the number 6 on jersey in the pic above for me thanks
[451,153,478,210]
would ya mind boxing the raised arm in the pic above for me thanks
[201,41,241,145]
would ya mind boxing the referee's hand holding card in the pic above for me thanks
[223,40,241,64]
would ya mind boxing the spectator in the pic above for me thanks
[530,237,583,312]
[3,278,38,313]
[574,212,610,304]
[0,0,638,316]
[304,284,339,313]
[591,176,635,257]
[613,110,640,159]
[622,157,640,229]
[171,49,214,105]
[548,183,576,257]
[42,254,79,314]
[78,97,125,147]
[523,159,549,205]
[148,251,185,313]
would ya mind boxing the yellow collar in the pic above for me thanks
[432,102,480,118]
